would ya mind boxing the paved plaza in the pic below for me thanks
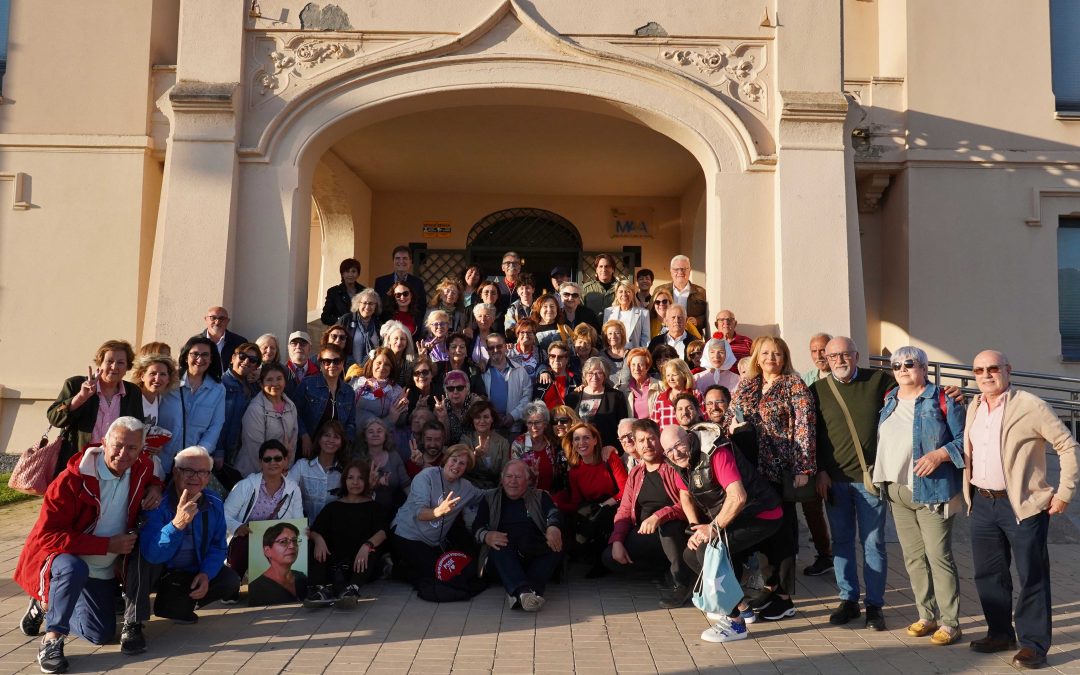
[0,494,1077,675]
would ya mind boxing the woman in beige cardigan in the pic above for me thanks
[235,362,299,476]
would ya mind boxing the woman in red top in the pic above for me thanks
[560,422,628,577]
[651,359,703,430]
[510,401,566,494]
[383,281,423,339]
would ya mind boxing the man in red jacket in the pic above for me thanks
[14,417,162,674]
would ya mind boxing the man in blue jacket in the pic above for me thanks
[121,446,239,655]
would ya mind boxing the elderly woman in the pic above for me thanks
[603,279,650,349]
[351,347,408,429]
[532,294,573,352]
[460,400,511,489]
[417,310,451,366]
[339,288,382,367]
[511,401,567,493]
[434,369,485,444]
[364,320,417,387]
[383,280,424,339]
[566,357,630,448]
[234,362,299,477]
[535,341,580,410]
[48,340,144,474]
[295,344,356,458]
[599,320,631,390]
[873,346,966,645]
[427,276,468,334]
[507,318,542,382]
[255,333,280,365]
[560,422,628,576]
[222,439,305,579]
[291,419,349,522]
[648,287,702,341]
[355,417,410,517]
[570,323,599,375]
[695,338,740,396]
[158,337,226,474]
[625,347,661,420]
[436,332,486,396]
[390,445,485,598]
[130,353,179,477]
[650,359,703,430]
[321,257,365,326]
[467,301,498,368]
[724,336,815,621]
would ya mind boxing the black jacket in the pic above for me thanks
[321,281,365,326]
[47,377,145,474]
[374,273,427,315]
[194,329,249,379]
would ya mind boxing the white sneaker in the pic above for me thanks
[519,591,545,612]
[701,620,748,643]
[706,612,730,624]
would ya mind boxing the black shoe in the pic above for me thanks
[829,600,861,625]
[584,563,610,579]
[21,598,44,637]
[335,584,361,610]
[749,588,776,611]
[802,555,834,577]
[37,636,68,674]
[865,604,886,631]
[969,635,1018,653]
[658,584,693,609]
[120,622,146,655]
[303,584,338,609]
[170,613,198,625]
[760,595,795,621]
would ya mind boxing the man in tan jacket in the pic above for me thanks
[964,350,1079,669]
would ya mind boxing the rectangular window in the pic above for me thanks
[1059,218,1080,359]
[1051,0,1080,112]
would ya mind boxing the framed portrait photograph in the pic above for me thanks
[247,518,309,606]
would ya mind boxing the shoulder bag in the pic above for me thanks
[8,426,63,495]
[825,376,878,497]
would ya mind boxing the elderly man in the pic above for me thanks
[583,253,619,315]
[802,333,832,386]
[560,281,602,333]
[122,446,239,655]
[473,460,563,611]
[660,424,694,475]
[812,336,892,630]
[194,306,248,379]
[652,255,708,329]
[712,310,753,371]
[479,332,532,435]
[647,304,694,359]
[374,245,427,314]
[617,418,640,470]
[495,251,524,313]
[603,419,692,608]
[965,350,1079,668]
[283,330,319,399]
[15,417,162,673]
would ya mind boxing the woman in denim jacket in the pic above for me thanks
[874,346,966,646]
[159,337,226,474]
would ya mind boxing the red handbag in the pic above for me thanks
[8,427,62,496]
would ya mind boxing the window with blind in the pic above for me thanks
[1051,0,1080,112]
[1059,218,1080,359]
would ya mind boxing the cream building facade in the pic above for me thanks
[0,0,1077,450]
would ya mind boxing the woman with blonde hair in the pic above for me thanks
[625,347,661,420]
[603,279,649,349]
[427,276,468,334]
[648,287,702,341]
[650,359,702,430]
[598,320,631,390]
[255,333,280,365]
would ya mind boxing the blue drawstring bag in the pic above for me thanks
[692,527,743,615]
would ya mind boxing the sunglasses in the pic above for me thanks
[319,357,343,365]
[189,352,212,361]
[553,417,572,425]
[890,360,919,371]
[561,293,581,299]
[445,385,466,392]
[236,353,261,365]
[654,300,670,306]
[549,353,568,360]
[394,291,411,298]
[973,365,1004,375]
[262,455,286,464]
[414,369,432,376]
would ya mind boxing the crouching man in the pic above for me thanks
[121,446,239,654]
[14,417,163,674]
[473,460,563,611]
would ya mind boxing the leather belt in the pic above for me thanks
[974,487,1008,499]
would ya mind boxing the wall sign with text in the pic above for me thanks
[611,207,653,238]
[422,221,452,238]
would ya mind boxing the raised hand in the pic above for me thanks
[409,437,424,466]
[434,490,461,518]
[171,489,201,530]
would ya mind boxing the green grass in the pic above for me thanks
[0,473,41,507]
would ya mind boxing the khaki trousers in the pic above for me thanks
[885,482,961,627]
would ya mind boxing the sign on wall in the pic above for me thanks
[422,221,452,238]
[611,206,653,238]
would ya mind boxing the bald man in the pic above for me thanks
[193,306,248,379]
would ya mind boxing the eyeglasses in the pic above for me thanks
[445,385,466,392]
[319,357,343,365]
[206,315,229,322]
[561,293,580,299]
[502,261,521,267]
[825,351,854,362]
[414,369,432,377]
[394,291,411,298]
[891,360,920,371]
[618,433,634,443]
[704,400,726,408]
[273,537,301,548]
[177,467,212,479]
[289,339,308,346]
[973,365,1004,375]
[327,333,347,342]
[717,317,736,324]
[262,455,286,464]
[549,353,568,361]
[189,352,212,361]
[236,353,261,365]
[525,420,546,427]
[585,371,605,378]
[553,417,572,425]
[359,301,378,307]
[654,300,670,306]
[430,322,448,328]
[671,267,690,274]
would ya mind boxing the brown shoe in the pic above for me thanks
[1011,647,1047,669]
[906,620,938,637]
[930,626,962,646]
[969,635,1017,653]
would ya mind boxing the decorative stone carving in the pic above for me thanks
[253,36,360,96]
[660,43,768,114]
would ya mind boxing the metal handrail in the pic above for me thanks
[868,355,1080,434]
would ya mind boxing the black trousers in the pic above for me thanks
[123,548,240,624]
[601,519,692,586]
[761,483,798,596]
[308,550,382,589]
[971,492,1052,656]
[683,514,783,579]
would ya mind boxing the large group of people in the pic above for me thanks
[16,246,1078,673]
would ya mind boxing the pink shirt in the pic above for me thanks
[970,390,1009,490]
[90,384,126,444]
[675,446,782,520]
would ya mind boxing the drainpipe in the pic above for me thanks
[0,0,10,97]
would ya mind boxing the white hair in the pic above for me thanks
[173,445,213,469]
[559,281,583,294]
[106,416,145,438]
[472,302,497,318]
[523,400,550,422]
[670,254,690,267]
[892,345,928,368]
[380,320,416,357]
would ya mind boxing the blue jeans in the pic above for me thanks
[45,554,116,644]
[826,481,887,608]
[970,492,1052,656]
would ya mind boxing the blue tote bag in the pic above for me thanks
[692,527,743,615]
